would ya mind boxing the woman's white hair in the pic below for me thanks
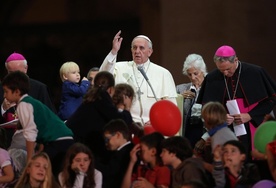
[182,54,207,76]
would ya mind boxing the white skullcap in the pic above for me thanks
[135,35,152,44]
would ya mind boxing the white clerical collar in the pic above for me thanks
[135,59,150,69]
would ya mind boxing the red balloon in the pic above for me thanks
[150,100,181,136]
[143,125,156,135]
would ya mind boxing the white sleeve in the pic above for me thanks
[1,104,6,116]
[58,172,86,188]
[99,52,117,73]
[73,172,85,188]
[201,132,210,141]
[94,169,103,188]
[58,173,65,187]
[17,102,38,142]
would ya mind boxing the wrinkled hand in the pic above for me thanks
[232,113,251,125]
[132,177,154,188]
[182,90,195,99]
[226,114,234,125]
[111,30,123,55]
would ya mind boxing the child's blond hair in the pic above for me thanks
[59,61,79,82]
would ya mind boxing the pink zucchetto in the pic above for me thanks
[215,45,236,57]
[5,52,26,63]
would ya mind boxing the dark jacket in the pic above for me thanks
[66,91,133,164]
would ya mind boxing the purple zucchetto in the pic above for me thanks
[5,52,26,63]
[215,45,236,57]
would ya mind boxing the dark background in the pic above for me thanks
[1,0,276,110]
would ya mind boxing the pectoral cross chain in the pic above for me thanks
[137,88,144,99]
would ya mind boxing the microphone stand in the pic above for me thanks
[137,66,158,102]
[146,79,158,102]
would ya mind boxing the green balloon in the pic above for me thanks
[254,121,276,153]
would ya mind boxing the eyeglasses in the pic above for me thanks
[88,77,93,81]
[104,133,116,143]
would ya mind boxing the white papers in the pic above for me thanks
[226,100,247,136]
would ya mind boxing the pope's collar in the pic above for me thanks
[134,59,150,69]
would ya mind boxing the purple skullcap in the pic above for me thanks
[215,45,236,57]
[5,52,26,63]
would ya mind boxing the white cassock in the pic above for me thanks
[100,52,177,125]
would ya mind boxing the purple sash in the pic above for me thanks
[236,98,258,150]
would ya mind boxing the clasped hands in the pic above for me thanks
[2,98,16,111]
[182,90,195,99]
[226,113,251,125]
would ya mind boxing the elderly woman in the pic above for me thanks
[176,54,207,148]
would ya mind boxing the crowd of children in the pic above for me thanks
[1,49,276,188]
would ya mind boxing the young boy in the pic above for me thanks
[122,132,171,188]
[160,136,211,188]
[1,71,74,177]
[58,61,89,121]
[97,119,134,188]
[201,101,238,152]
[197,101,239,174]
[213,140,260,187]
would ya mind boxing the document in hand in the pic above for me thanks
[226,99,247,136]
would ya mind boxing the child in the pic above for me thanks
[0,127,16,187]
[121,132,171,188]
[1,71,75,177]
[59,142,102,188]
[160,136,211,188]
[58,61,89,121]
[15,152,60,188]
[213,140,260,187]
[98,118,134,188]
[200,101,238,174]
[8,122,27,178]
[112,83,135,111]
[66,71,133,166]
[201,101,238,152]
[112,83,143,139]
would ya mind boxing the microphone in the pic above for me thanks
[137,66,149,81]
[190,85,196,94]
[137,65,157,101]
[190,88,196,94]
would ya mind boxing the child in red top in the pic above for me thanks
[121,132,171,188]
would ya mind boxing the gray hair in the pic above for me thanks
[87,67,99,78]
[213,55,236,63]
[5,59,28,68]
[182,54,207,76]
